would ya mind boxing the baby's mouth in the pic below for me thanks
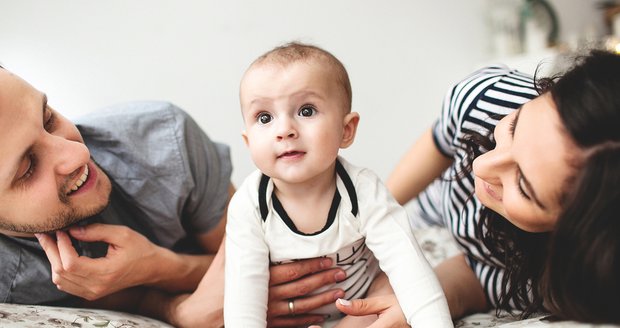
[278,151,305,158]
[68,164,89,195]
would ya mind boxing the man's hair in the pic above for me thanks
[461,50,620,323]
[249,42,352,112]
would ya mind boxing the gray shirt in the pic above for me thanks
[0,101,232,305]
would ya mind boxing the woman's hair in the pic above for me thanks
[462,50,620,323]
[540,50,620,323]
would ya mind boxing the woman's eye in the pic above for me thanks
[257,113,272,124]
[516,173,531,200]
[298,106,315,117]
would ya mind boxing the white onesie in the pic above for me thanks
[224,157,452,327]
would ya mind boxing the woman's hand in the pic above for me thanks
[335,294,408,328]
[267,257,347,327]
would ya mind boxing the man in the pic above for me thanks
[0,65,232,323]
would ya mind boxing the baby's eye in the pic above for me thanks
[257,113,273,124]
[298,106,316,117]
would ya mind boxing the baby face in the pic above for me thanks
[240,60,358,185]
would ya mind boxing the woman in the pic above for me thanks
[331,50,620,325]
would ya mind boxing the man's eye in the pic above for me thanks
[299,106,315,117]
[44,108,55,131]
[18,154,36,181]
[257,113,272,124]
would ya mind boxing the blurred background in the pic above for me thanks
[0,0,614,185]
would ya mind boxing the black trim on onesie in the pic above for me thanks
[258,159,359,236]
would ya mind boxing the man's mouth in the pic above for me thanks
[68,164,90,195]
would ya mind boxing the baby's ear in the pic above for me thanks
[341,112,360,149]
[241,130,249,147]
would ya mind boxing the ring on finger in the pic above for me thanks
[288,299,295,315]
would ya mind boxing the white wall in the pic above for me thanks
[0,0,604,185]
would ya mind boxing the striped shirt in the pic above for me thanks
[408,65,538,308]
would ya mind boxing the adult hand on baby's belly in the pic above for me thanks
[267,257,347,327]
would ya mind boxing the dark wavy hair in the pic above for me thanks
[461,50,620,323]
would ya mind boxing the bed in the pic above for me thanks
[0,227,615,328]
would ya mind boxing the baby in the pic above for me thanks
[224,42,452,327]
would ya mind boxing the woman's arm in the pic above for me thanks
[434,254,488,318]
[335,253,488,324]
[386,127,453,205]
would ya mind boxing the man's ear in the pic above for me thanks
[242,130,249,147]
[341,112,360,149]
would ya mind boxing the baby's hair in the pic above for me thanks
[251,42,352,112]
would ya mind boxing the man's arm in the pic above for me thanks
[154,238,349,328]
[149,183,232,292]
[194,184,233,253]
[35,224,215,300]
[35,181,233,300]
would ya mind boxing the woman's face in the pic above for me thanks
[472,93,579,232]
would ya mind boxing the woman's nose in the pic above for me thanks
[472,146,511,184]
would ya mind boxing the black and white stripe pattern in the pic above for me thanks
[409,65,538,308]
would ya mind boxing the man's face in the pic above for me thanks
[0,69,111,235]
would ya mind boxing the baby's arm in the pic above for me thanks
[224,190,271,327]
[359,170,453,327]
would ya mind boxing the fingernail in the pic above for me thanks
[34,233,42,240]
[70,226,85,235]
[338,298,351,307]
[334,270,346,282]
[320,258,332,269]
[333,290,345,300]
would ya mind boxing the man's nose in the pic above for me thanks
[43,134,91,175]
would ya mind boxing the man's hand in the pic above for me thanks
[266,257,347,327]
[35,223,165,300]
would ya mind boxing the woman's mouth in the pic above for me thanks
[484,182,502,201]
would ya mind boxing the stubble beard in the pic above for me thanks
[0,177,111,234]
[0,200,110,234]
